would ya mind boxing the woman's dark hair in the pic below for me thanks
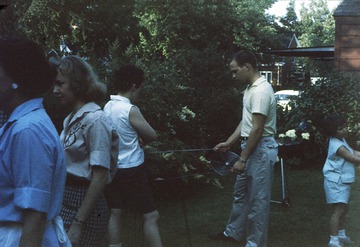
[322,113,346,137]
[111,64,144,93]
[0,36,56,99]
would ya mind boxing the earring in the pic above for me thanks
[11,83,19,90]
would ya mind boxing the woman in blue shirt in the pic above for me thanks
[0,37,68,246]
[322,114,360,247]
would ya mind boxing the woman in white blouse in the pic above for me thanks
[104,64,162,247]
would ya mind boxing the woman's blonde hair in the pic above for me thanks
[58,55,106,104]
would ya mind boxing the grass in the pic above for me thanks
[107,164,360,247]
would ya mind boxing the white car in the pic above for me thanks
[274,90,299,108]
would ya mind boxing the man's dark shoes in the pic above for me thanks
[208,232,238,242]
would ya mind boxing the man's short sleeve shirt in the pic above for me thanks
[241,76,277,137]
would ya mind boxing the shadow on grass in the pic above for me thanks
[110,165,360,247]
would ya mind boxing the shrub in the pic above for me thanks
[277,72,360,168]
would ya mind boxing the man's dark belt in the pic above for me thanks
[66,174,90,187]
[241,136,274,141]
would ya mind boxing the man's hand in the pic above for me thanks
[231,160,246,174]
[213,142,231,152]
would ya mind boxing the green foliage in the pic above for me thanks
[275,0,301,49]
[232,0,278,51]
[17,0,142,75]
[299,0,335,47]
[126,0,277,183]
[0,0,32,36]
[297,0,335,78]
[279,0,299,33]
[18,0,64,48]
[277,72,360,168]
[9,0,352,183]
[299,72,360,147]
[131,47,242,185]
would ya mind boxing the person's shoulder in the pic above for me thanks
[86,108,116,129]
[10,113,59,144]
[85,108,106,122]
[329,137,345,150]
[329,136,343,144]
[259,78,273,90]
[14,109,50,129]
[253,81,273,96]
[103,100,112,109]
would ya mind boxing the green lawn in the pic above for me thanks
[111,165,360,247]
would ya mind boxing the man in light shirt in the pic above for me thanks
[211,50,278,247]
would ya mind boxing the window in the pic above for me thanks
[260,71,273,83]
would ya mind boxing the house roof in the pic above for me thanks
[333,0,360,17]
[264,47,334,60]
[287,34,300,49]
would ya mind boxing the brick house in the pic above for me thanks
[265,0,360,85]
[333,0,360,75]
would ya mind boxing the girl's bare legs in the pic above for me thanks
[330,203,348,236]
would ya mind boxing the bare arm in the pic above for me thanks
[67,166,109,246]
[214,120,242,152]
[20,210,46,247]
[129,106,157,145]
[337,146,360,166]
[232,113,265,173]
[353,150,360,157]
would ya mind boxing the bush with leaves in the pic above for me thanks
[19,0,282,187]
[300,73,359,144]
[277,72,360,168]
[132,49,242,187]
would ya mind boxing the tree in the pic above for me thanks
[17,0,142,76]
[0,0,32,36]
[276,0,301,47]
[132,0,280,145]
[7,0,287,182]
[127,0,279,182]
[280,0,300,33]
[299,0,335,47]
[296,0,336,77]
[231,0,278,52]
